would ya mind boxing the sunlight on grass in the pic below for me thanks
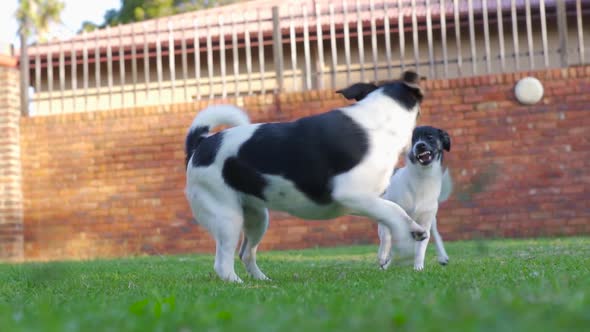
[1,237,589,332]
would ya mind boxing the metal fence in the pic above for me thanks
[20,0,589,116]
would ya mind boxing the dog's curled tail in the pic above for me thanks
[185,104,250,167]
[438,168,453,203]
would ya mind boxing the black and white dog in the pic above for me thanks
[376,126,453,271]
[185,71,427,282]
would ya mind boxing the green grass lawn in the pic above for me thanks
[1,237,589,332]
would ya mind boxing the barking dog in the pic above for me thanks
[376,126,453,271]
[185,71,427,282]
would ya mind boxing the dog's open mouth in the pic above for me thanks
[416,151,433,164]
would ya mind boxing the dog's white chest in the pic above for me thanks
[385,168,441,225]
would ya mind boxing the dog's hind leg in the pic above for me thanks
[239,205,270,280]
[213,214,244,283]
[186,188,244,283]
[431,217,449,265]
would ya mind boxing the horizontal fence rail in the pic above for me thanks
[19,0,590,116]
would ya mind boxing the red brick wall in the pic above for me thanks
[0,54,24,262]
[19,66,590,261]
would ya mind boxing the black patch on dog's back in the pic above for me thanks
[224,110,369,204]
[222,157,267,200]
[191,131,224,167]
[185,126,209,168]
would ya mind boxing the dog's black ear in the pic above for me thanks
[400,70,426,102]
[336,83,379,101]
[439,129,451,152]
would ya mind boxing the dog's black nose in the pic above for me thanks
[415,142,427,150]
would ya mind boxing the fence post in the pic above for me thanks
[272,6,284,93]
[0,50,24,262]
[18,34,29,116]
[557,0,569,67]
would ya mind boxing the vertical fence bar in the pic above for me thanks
[59,39,65,111]
[106,26,114,109]
[497,0,506,72]
[482,0,492,73]
[356,0,365,82]
[576,0,585,64]
[70,39,77,109]
[82,31,89,111]
[118,26,126,108]
[440,0,449,76]
[453,0,463,76]
[426,0,435,78]
[244,13,253,95]
[219,16,227,98]
[142,23,150,103]
[411,0,419,73]
[303,5,312,90]
[557,0,568,67]
[19,41,29,115]
[315,4,325,89]
[181,19,189,101]
[155,20,164,101]
[289,6,298,91]
[329,4,338,89]
[193,18,201,100]
[207,17,214,98]
[369,0,378,82]
[272,6,284,92]
[168,20,176,103]
[131,24,138,106]
[384,2,392,78]
[525,0,534,69]
[231,13,240,97]
[539,0,549,68]
[343,0,352,84]
[467,0,477,74]
[257,9,266,94]
[34,52,40,103]
[511,0,520,70]
[94,32,100,109]
[398,0,406,71]
[47,48,53,113]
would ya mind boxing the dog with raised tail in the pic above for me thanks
[185,71,427,282]
[376,126,453,271]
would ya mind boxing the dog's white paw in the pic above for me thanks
[438,255,449,266]
[379,257,392,270]
[414,263,424,271]
[223,273,243,283]
[252,272,271,281]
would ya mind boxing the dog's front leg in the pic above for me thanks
[413,231,431,271]
[332,192,426,257]
[377,223,393,269]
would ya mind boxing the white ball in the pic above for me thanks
[514,77,544,105]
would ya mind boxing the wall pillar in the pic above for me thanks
[0,50,24,262]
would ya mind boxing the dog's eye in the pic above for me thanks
[426,135,434,140]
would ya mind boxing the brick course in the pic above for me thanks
[17,65,590,261]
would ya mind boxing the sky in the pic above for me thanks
[0,0,120,50]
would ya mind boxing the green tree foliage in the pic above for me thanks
[81,0,242,32]
[15,0,65,42]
